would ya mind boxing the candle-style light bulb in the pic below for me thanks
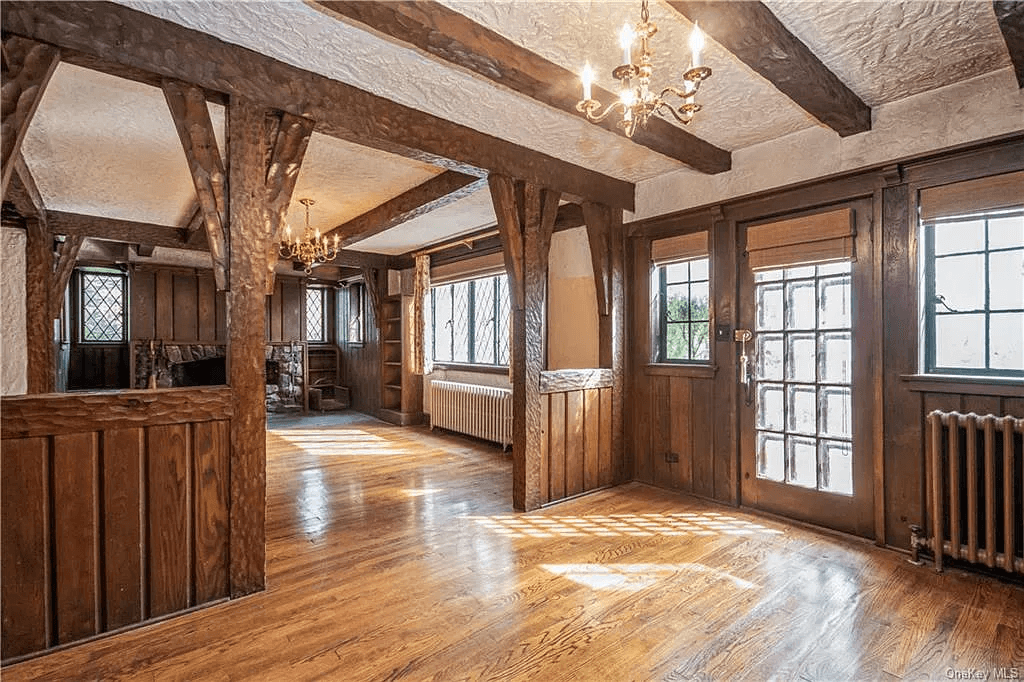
[334,234,340,248]
[684,79,695,105]
[581,62,593,101]
[619,23,633,66]
[620,88,635,107]
[689,21,704,68]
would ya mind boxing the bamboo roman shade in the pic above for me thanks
[746,207,854,271]
[919,170,1024,222]
[430,251,506,285]
[651,231,709,265]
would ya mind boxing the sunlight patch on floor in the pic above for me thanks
[468,511,784,539]
[273,428,408,456]
[541,563,758,592]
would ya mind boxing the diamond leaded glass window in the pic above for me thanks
[430,274,510,367]
[79,269,126,343]
[305,286,326,343]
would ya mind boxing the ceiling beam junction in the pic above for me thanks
[664,1,871,136]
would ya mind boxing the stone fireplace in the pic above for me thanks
[133,341,305,412]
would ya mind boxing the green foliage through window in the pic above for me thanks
[657,258,710,362]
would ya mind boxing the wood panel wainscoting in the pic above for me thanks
[539,369,615,505]
[2,412,1021,680]
[1,387,232,662]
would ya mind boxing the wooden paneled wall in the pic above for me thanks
[625,136,1024,551]
[340,292,381,416]
[131,266,227,342]
[266,276,305,343]
[538,370,614,505]
[1,388,232,662]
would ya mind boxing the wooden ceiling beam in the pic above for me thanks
[2,35,60,201]
[9,154,46,220]
[2,1,636,210]
[47,211,208,252]
[264,112,315,293]
[664,1,871,137]
[314,1,731,175]
[994,1,1024,88]
[325,171,484,248]
[162,78,229,290]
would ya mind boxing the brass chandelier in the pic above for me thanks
[576,0,712,138]
[280,198,339,274]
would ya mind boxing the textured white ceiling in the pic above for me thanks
[349,186,498,255]
[763,0,1012,106]
[286,132,443,234]
[22,62,207,226]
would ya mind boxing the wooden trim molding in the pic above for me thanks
[539,369,614,393]
[1,387,233,439]
[901,374,1024,398]
[644,364,717,379]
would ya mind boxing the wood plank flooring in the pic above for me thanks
[5,412,1023,680]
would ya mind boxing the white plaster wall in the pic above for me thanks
[2,228,27,396]
[631,68,1024,221]
[547,227,600,370]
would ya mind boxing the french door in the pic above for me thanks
[738,201,875,537]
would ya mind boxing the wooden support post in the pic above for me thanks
[2,36,60,201]
[411,254,429,375]
[584,202,626,484]
[51,235,84,316]
[264,112,314,294]
[162,79,229,290]
[25,217,54,394]
[361,266,383,332]
[226,96,270,597]
[490,174,560,511]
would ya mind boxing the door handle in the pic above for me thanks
[734,329,753,406]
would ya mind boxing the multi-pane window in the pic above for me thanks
[430,274,510,366]
[346,283,364,345]
[78,268,127,343]
[305,286,326,343]
[656,258,710,362]
[754,262,853,495]
[923,210,1024,376]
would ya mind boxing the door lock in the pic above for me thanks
[735,329,753,405]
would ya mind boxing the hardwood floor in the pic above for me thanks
[5,412,1022,680]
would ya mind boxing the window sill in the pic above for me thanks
[645,363,717,379]
[431,363,509,375]
[901,374,1024,397]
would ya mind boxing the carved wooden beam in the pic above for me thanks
[24,217,54,393]
[162,78,229,289]
[664,1,871,136]
[3,1,636,210]
[583,202,613,318]
[180,202,204,245]
[995,1,1024,88]
[264,111,314,294]
[8,154,46,220]
[315,1,731,174]
[47,211,207,252]
[360,266,383,331]
[325,172,484,248]
[50,234,84,316]
[489,173,560,511]
[226,95,270,597]
[2,36,60,201]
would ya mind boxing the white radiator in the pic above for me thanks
[429,380,512,450]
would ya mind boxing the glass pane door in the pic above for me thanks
[754,262,853,495]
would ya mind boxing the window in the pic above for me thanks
[305,286,326,343]
[923,210,1024,376]
[430,274,510,366]
[656,258,710,362]
[77,268,127,343]
[346,283,364,345]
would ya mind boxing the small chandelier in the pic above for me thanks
[576,0,711,138]
[280,198,339,274]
